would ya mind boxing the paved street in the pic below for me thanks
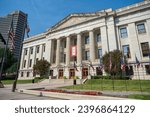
[0,84,64,100]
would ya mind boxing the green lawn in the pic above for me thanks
[1,78,43,84]
[62,79,150,92]
[128,94,150,100]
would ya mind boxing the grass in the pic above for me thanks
[128,94,150,100]
[1,78,44,85]
[62,79,150,92]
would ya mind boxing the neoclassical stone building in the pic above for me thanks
[19,0,150,80]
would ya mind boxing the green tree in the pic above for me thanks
[0,47,17,73]
[102,50,123,75]
[33,59,50,77]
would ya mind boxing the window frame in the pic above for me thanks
[141,42,149,57]
[122,45,131,58]
[85,36,89,44]
[120,27,128,38]
[137,23,146,34]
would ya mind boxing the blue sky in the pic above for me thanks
[0,0,143,36]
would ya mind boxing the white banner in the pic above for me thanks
[0,100,149,117]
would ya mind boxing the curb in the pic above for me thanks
[17,89,129,100]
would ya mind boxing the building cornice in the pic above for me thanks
[23,33,46,44]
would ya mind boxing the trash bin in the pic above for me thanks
[73,79,76,85]
[32,79,35,84]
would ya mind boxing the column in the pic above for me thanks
[77,33,82,65]
[66,36,70,66]
[89,30,96,62]
[56,39,60,65]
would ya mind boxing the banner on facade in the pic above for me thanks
[70,46,77,57]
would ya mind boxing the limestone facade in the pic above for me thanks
[19,0,150,80]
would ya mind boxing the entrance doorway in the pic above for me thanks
[69,69,75,79]
[82,68,88,79]
[58,69,63,79]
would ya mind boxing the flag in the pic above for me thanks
[120,58,126,71]
[8,19,15,50]
[25,23,30,38]
[74,61,78,71]
[0,33,6,45]
[135,55,140,68]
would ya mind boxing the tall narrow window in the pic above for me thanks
[29,59,32,67]
[85,36,89,44]
[122,45,131,58]
[27,72,30,77]
[24,49,28,55]
[30,47,33,54]
[36,46,40,53]
[43,44,45,52]
[63,54,66,63]
[98,48,102,59]
[141,42,149,57]
[96,33,101,42]
[137,23,146,34]
[120,27,128,38]
[23,60,26,68]
[85,50,90,60]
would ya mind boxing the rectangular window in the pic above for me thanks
[96,33,101,42]
[141,42,149,57]
[64,54,66,63]
[29,59,32,67]
[36,46,40,53]
[43,44,45,52]
[24,49,28,55]
[98,48,102,59]
[23,60,26,68]
[137,23,146,34]
[27,72,30,77]
[120,27,128,38]
[85,36,89,44]
[30,47,33,54]
[64,40,66,48]
[122,45,131,58]
[145,65,150,75]
[36,58,39,63]
[21,72,24,77]
[85,50,90,60]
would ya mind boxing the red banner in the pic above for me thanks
[70,46,77,57]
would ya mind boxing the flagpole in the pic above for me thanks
[137,66,142,92]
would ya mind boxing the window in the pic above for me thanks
[36,58,39,63]
[98,48,102,59]
[29,59,32,67]
[137,23,146,34]
[141,42,149,57]
[24,49,28,55]
[122,45,131,58]
[36,46,40,53]
[85,50,90,60]
[64,40,66,48]
[23,60,26,68]
[21,72,24,77]
[85,36,89,44]
[145,65,150,75]
[43,44,45,52]
[30,47,33,54]
[27,72,30,77]
[63,54,66,63]
[96,33,101,42]
[120,27,128,38]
